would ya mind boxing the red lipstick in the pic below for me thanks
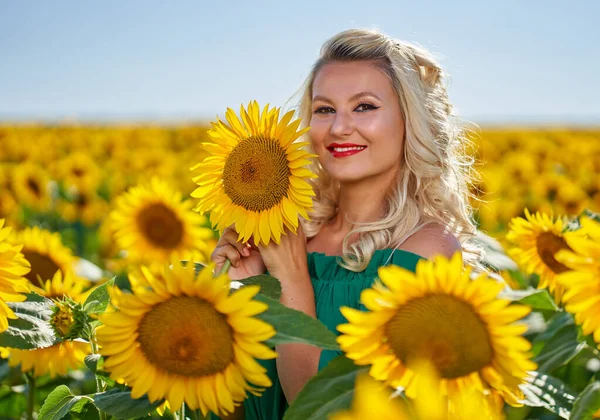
[326,143,367,159]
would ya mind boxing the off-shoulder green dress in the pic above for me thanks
[243,248,425,420]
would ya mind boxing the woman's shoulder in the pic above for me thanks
[396,223,462,260]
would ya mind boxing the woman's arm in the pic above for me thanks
[274,269,322,402]
[258,225,322,403]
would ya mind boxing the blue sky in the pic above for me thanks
[1,1,598,125]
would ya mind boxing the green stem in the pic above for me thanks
[25,373,35,420]
[74,220,85,258]
[89,329,107,420]
[178,403,186,420]
[217,259,232,276]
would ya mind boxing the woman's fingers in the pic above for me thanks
[221,228,250,256]
[211,243,242,271]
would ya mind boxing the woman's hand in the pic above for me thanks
[256,224,309,282]
[211,226,266,280]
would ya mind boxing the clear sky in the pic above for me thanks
[1,1,598,125]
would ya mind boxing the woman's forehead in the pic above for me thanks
[312,61,393,101]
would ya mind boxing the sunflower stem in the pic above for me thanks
[25,373,35,420]
[89,328,108,420]
[218,259,232,276]
[74,220,85,258]
[178,404,186,420]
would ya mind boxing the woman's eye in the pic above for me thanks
[313,106,334,114]
[355,103,378,112]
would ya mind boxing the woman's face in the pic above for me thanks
[309,60,405,184]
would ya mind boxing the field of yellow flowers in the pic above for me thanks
[0,123,599,420]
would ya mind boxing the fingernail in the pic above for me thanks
[243,248,250,256]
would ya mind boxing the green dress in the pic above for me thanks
[243,248,425,420]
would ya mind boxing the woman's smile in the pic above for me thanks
[326,143,368,158]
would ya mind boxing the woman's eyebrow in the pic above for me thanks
[312,91,382,103]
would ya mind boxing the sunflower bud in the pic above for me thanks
[50,297,88,340]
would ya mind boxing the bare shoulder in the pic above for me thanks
[398,223,462,259]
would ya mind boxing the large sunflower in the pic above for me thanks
[2,263,91,378]
[190,101,316,245]
[9,226,77,289]
[11,162,52,212]
[97,262,276,416]
[337,253,536,407]
[0,219,31,332]
[111,178,214,265]
[506,209,576,302]
[555,216,600,346]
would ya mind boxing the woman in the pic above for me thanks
[211,28,480,419]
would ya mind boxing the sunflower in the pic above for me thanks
[330,363,504,420]
[337,253,536,407]
[9,226,77,289]
[111,178,214,265]
[56,191,108,226]
[506,209,576,302]
[55,151,102,194]
[96,261,277,416]
[2,266,91,378]
[555,216,600,346]
[0,219,31,332]
[11,162,52,212]
[329,373,409,420]
[190,100,317,245]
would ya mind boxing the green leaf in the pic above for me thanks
[38,385,88,420]
[69,398,100,420]
[571,382,600,420]
[255,294,339,350]
[93,388,163,419]
[535,323,586,372]
[284,356,366,420]
[533,312,574,345]
[83,277,115,314]
[0,293,58,350]
[84,354,102,373]
[521,371,577,419]
[500,288,558,311]
[239,275,282,300]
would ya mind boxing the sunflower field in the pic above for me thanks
[0,118,599,420]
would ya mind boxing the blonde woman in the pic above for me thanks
[211,28,479,420]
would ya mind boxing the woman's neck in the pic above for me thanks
[328,170,396,235]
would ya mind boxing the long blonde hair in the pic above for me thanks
[296,28,481,271]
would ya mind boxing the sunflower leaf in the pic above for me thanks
[500,288,558,311]
[241,274,282,300]
[83,277,115,314]
[571,381,600,420]
[93,389,163,419]
[84,354,102,373]
[0,293,58,350]
[38,385,89,420]
[284,356,366,420]
[534,323,587,372]
[521,371,577,419]
[255,295,339,350]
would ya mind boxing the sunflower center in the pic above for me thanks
[222,136,291,212]
[385,294,493,379]
[137,296,234,377]
[136,203,184,249]
[536,231,571,274]
[27,178,41,197]
[22,251,60,287]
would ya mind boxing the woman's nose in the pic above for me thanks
[329,112,354,137]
